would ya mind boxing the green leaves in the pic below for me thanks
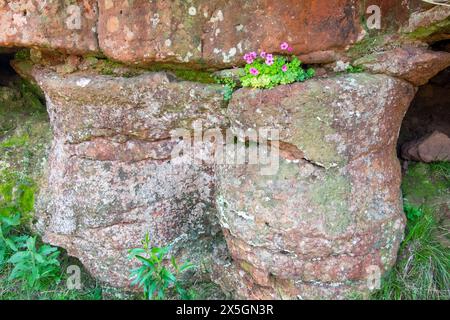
[240,56,315,89]
[6,236,61,290]
[0,169,37,272]
[346,65,364,73]
[128,233,196,300]
[404,201,425,222]
[0,213,21,269]
[214,76,238,102]
[0,170,36,220]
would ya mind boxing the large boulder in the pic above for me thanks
[213,73,417,299]
[32,67,228,288]
[1,1,437,68]
[97,0,409,68]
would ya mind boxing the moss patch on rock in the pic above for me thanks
[407,16,450,41]
[0,82,51,192]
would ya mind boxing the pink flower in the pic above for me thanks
[265,53,274,66]
[249,67,259,76]
[280,42,289,50]
[282,65,288,72]
[287,46,293,52]
[244,53,254,64]
[260,51,267,58]
[249,51,258,59]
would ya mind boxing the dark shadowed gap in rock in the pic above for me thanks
[0,49,18,86]
[431,39,450,53]
[0,48,46,113]
[397,65,450,163]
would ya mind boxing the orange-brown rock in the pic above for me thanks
[97,0,410,68]
[355,46,450,86]
[0,0,99,54]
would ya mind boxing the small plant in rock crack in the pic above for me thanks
[129,233,196,300]
[240,42,315,89]
[214,76,238,101]
[346,65,364,73]
[7,236,61,290]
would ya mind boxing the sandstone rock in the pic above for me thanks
[403,4,450,41]
[0,0,416,68]
[97,0,408,68]
[32,67,228,288]
[354,46,450,86]
[0,0,99,54]
[402,131,450,162]
[213,73,416,299]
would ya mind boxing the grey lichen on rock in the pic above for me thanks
[31,66,229,289]
[213,72,417,299]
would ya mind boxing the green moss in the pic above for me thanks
[288,83,345,168]
[407,16,450,40]
[402,162,449,206]
[94,58,215,83]
[310,173,352,235]
[347,34,387,59]
[95,59,142,78]
[170,69,215,84]
[240,261,253,274]
[0,82,51,184]
[14,49,31,61]
[146,63,215,84]
[0,133,29,149]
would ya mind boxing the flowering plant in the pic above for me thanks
[240,42,315,89]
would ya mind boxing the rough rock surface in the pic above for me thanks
[403,4,450,41]
[97,0,412,68]
[0,0,99,53]
[98,0,360,67]
[402,131,450,163]
[213,73,417,299]
[0,0,412,67]
[32,67,228,288]
[354,46,450,86]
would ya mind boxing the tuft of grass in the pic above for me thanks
[373,208,449,300]
[373,161,450,300]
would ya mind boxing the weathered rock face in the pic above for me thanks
[213,73,417,299]
[97,0,413,67]
[2,0,450,301]
[98,0,360,67]
[403,4,450,42]
[0,0,416,68]
[355,46,450,86]
[32,67,228,288]
[0,0,99,54]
